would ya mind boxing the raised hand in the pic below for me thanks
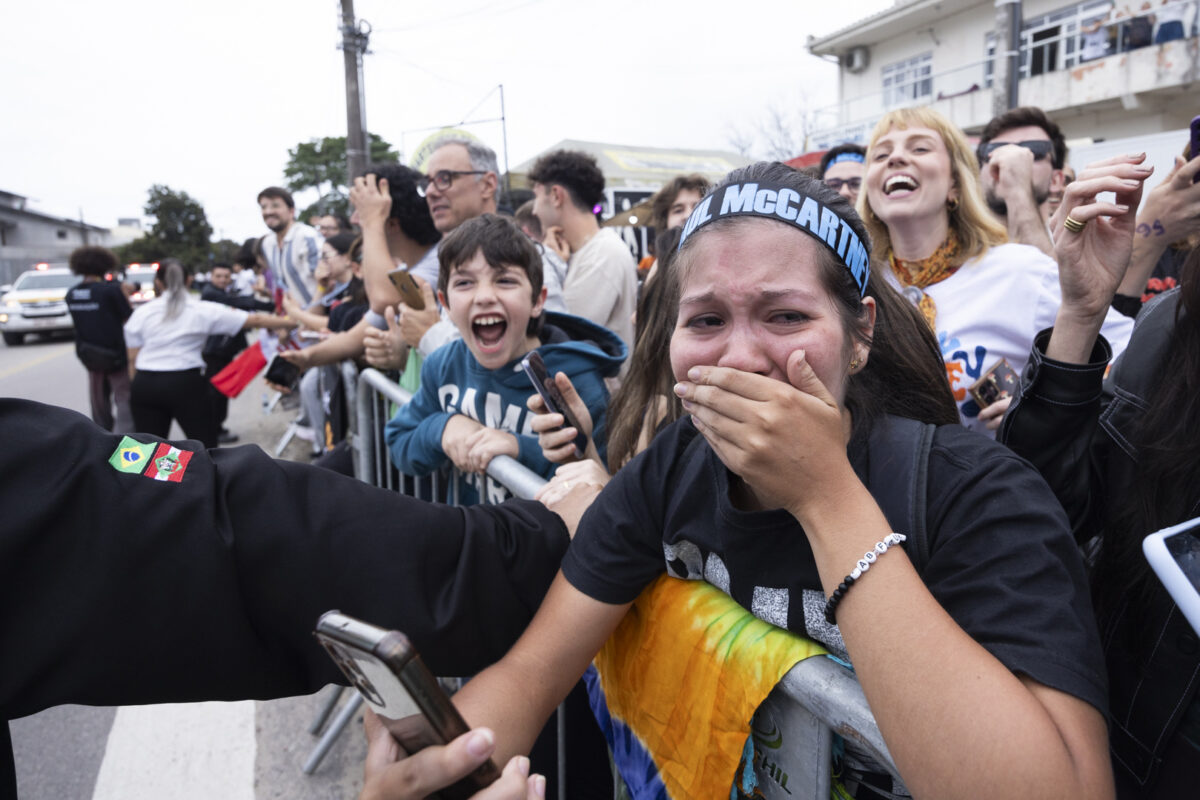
[350,175,393,231]
[1050,152,1152,319]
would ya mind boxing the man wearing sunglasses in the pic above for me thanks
[977,106,1068,259]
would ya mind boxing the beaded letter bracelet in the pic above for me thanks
[824,533,908,625]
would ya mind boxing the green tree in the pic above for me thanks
[115,185,214,269]
[284,133,400,221]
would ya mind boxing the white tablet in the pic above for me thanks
[1143,516,1200,636]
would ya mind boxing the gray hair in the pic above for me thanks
[429,134,500,181]
[159,258,189,322]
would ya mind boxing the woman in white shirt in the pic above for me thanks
[124,259,294,446]
[857,106,1133,436]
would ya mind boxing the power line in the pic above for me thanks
[369,0,544,33]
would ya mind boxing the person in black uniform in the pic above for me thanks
[200,262,274,443]
[0,398,569,799]
[64,246,134,432]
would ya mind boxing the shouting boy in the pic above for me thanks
[385,214,626,503]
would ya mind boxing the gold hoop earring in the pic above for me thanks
[947,198,959,212]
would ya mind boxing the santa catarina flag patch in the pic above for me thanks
[108,436,156,474]
[143,443,194,483]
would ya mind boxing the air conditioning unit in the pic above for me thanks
[844,46,870,74]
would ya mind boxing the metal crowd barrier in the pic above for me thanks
[306,366,900,798]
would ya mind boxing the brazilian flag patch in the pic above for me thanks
[108,436,156,475]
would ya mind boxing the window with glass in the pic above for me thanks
[881,52,933,108]
[984,0,1132,83]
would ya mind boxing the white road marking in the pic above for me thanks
[91,701,257,800]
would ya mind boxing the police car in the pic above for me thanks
[0,264,79,345]
[122,263,159,306]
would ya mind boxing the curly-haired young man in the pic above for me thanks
[65,246,134,432]
[529,149,637,351]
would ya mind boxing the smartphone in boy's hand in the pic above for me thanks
[520,350,587,460]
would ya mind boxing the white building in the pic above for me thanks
[806,0,1198,148]
[0,190,113,285]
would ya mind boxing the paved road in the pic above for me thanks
[3,334,367,799]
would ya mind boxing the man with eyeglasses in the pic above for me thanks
[358,135,568,371]
[976,106,1068,259]
[818,143,866,206]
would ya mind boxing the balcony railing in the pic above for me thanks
[809,0,1198,149]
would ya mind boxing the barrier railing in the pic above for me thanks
[329,366,901,797]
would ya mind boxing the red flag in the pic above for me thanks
[210,341,267,398]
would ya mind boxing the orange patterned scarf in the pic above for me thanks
[888,230,963,329]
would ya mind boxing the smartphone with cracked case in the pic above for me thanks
[314,611,499,799]
[1144,517,1200,636]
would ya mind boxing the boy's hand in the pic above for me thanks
[398,278,440,348]
[464,428,519,474]
[441,414,484,473]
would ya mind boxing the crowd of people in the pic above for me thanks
[7,100,1200,800]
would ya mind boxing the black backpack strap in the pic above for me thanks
[867,417,936,574]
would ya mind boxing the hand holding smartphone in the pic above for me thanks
[388,268,426,310]
[968,358,1020,409]
[519,351,588,460]
[264,353,302,391]
[315,611,500,799]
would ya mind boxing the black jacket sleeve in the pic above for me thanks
[202,285,274,312]
[0,399,568,721]
[998,328,1113,544]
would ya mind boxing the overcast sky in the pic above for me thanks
[1,0,892,244]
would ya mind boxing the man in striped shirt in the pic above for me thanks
[257,186,324,307]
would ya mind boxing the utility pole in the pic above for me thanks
[339,0,370,182]
[992,0,1022,115]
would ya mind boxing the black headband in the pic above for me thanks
[677,180,870,296]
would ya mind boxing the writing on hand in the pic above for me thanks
[1135,219,1166,237]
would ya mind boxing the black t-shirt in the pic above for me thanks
[328,300,367,333]
[562,415,1108,714]
[65,279,131,351]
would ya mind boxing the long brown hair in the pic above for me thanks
[675,162,959,431]
[605,228,685,471]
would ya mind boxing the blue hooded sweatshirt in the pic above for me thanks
[385,311,627,504]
